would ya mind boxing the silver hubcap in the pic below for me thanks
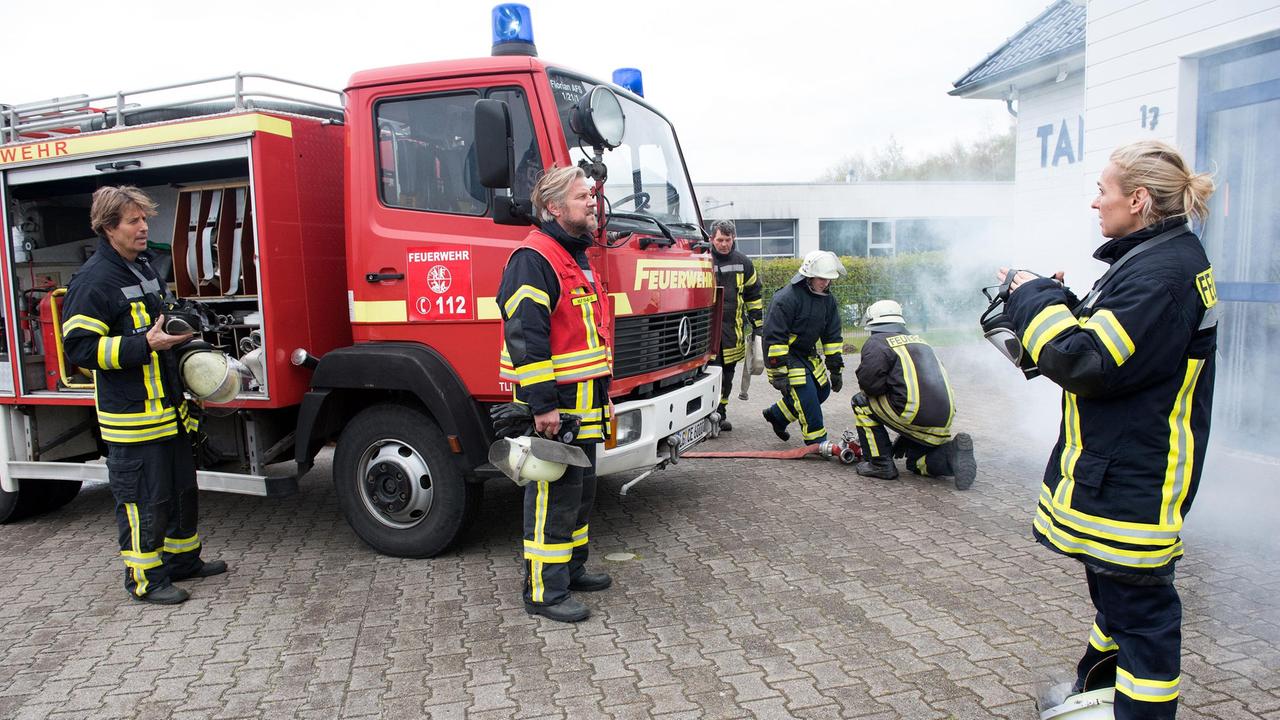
[357,439,433,529]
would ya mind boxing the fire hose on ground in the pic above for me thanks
[682,430,862,464]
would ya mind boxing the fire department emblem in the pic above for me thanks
[427,265,452,294]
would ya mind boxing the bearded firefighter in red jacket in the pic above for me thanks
[497,167,614,623]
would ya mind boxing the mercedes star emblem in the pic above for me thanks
[677,316,693,357]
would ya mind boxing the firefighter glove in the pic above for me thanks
[825,355,843,373]
[769,369,789,392]
[851,392,870,409]
[490,402,534,439]
[829,372,843,393]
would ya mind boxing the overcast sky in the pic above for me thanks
[3,0,1050,183]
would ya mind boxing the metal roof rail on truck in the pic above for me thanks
[1,72,344,144]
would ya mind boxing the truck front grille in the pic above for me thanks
[612,308,713,379]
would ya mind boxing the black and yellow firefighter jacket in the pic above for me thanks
[498,222,612,442]
[62,238,198,444]
[854,324,955,446]
[1005,219,1217,576]
[764,275,843,386]
[711,247,763,364]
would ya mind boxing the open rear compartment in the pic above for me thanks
[2,140,300,484]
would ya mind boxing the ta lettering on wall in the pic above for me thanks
[1036,115,1084,167]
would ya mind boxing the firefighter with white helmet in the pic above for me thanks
[761,250,846,445]
[851,299,977,489]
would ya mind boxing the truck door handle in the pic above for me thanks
[94,160,142,172]
[365,272,405,283]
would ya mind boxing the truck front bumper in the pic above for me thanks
[597,365,722,477]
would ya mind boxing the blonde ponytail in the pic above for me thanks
[1109,140,1215,225]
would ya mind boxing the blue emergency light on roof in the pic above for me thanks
[612,68,644,97]
[491,4,537,57]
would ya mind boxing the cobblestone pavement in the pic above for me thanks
[1,346,1277,719]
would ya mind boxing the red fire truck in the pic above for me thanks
[0,8,722,557]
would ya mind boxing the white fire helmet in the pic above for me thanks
[180,347,251,405]
[797,250,846,280]
[1038,687,1115,720]
[864,299,906,327]
[488,435,591,486]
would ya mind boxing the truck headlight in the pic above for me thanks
[613,409,642,448]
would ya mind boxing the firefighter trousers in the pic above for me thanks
[853,405,954,476]
[106,430,204,598]
[712,356,740,420]
[765,364,830,444]
[1075,566,1181,720]
[523,444,597,607]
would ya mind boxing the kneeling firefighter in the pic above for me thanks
[851,300,977,490]
[762,250,845,445]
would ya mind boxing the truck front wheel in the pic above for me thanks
[0,479,81,523]
[333,403,478,558]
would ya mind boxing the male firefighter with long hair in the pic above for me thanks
[707,219,763,431]
[497,166,615,623]
[62,185,227,605]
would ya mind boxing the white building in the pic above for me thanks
[692,182,1014,259]
[951,0,1280,446]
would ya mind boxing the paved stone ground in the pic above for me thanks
[1,345,1277,719]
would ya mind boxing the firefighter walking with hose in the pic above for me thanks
[761,250,845,445]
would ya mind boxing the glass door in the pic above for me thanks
[1197,36,1280,448]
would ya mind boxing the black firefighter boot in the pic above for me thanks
[718,407,733,432]
[948,433,977,490]
[855,457,899,480]
[762,408,790,441]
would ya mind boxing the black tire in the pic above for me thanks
[36,480,83,513]
[0,479,80,523]
[333,403,478,558]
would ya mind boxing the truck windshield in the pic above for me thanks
[547,71,701,237]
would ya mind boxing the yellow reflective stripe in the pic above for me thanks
[575,425,604,440]
[1059,392,1082,502]
[746,299,763,311]
[554,363,611,382]
[509,360,555,385]
[1082,309,1135,366]
[129,301,148,330]
[120,552,163,570]
[892,346,920,423]
[775,398,797,422]
[503,285,551,317]
[789,387,812,438]
[1033,506,1184,568]
[1161,359,1204,527]
[572,524,588,547]
[802,425,827,441]
[551,346,609,362]
[869,396,950,445]
[97,407,178,425]
[768,344,789,358]
[581,293,600,348]
[1039,486,1181,545]
[1089,623,1118,652]
[1022,304,1077,363]
[524,548,573,563]
[125,503,150,596]
[63,314,108,336]
[100,421,179,443]
[1115,668,1179,703]
[531,479,549,601]
[97,337,124,369]
[163,534,201,554]
[822,342,842,355]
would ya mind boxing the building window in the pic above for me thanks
[708,219,796,258]
[820,217,999,256]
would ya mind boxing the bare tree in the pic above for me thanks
[821,125,1014,182]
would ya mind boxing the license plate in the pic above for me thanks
[672,418,711,454]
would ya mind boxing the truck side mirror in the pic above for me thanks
[474,99,514,189]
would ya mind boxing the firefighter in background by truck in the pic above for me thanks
[1000,140,1217,720]
[61,186,227,605]
[761,250,845,445]
[851,299,977,490]
[708,219,762,431]
[497,167,615,624]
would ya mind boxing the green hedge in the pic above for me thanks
[754,252,988,335]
